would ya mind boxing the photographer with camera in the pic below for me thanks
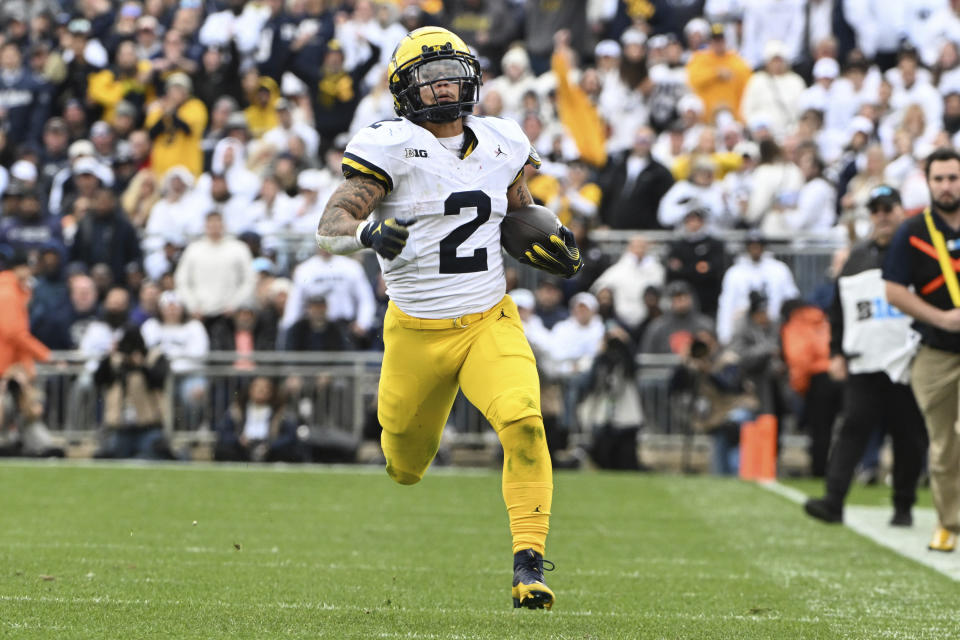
[669,329,759,475]
[93,325,174,459]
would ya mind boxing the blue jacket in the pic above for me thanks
[0,68,52,145]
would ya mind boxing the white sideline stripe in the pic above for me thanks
[759,481,960,581]
[0,458,497,477]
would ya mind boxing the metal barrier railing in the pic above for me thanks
[147,229,843,301]
[33,351,685,446]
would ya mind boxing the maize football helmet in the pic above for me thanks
[387,27,481,123]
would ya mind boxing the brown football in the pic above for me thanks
[500,205,561,261]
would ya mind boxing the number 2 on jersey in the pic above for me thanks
[439,191,491,274]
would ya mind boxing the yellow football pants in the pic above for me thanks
[378,295,553,554]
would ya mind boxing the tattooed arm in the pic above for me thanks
[315,175,387,254]
[506,173,534,211]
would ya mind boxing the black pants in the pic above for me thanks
[824,373,928,511]
[805,372,844,476]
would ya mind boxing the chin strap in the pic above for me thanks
[924,208,960,307]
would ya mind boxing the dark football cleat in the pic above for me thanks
[804,497,843,524]
[512,549,555,610]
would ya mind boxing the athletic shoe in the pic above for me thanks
[512,549,555,610]
[889,509,912,527]
[928,526,957,552]
[804,497,843,524]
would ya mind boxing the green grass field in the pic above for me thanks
[1,462,956,639]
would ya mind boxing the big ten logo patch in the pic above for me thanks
[856,297,906,321]
[405,148,429,158]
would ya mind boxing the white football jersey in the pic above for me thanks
[342,115,539,318]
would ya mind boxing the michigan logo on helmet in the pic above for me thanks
[387,27,481,123]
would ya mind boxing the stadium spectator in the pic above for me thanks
[727,290,785,415]
[291,38,381,151]
[86,39,151,126]
[263,98,320,158]
[744,139,804,229]
[547,291,605,436]
[716,232,800,345]
[685,23,751,123]
[281,249,376,343]
[145,72,208,177]
[598,127,675,229]
[174,210,255,349]
[668,328,757,475]
[141,291,210,428]
[0,188,63,260]
[805,185,927,527]
[214,375,306,463]
[884,147,960,552]
[664,207,729,317]
[0,41,51,147]
[66,273,99,349]
[129,280,161,327]
[640,280,716,355]
[28,246,72,350]
[740,41,806,141]
[93,325,173,460]
[658,157,729,229]
[70,187,141,286]
[287,295,353,352]
[79,286,132,362]
[590,235,666,333]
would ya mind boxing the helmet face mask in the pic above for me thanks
[389,28,481,124]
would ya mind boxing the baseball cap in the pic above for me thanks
[67,18,91,35]
[68,139,96,160]
[570,292,598,312]
[594,40,621,59]
[813,57,840,80]
[91,120,112,138]
[165,72,192,93]
[620,29,646,47]
[665,280,693,298]
[710,22,725,38]
[509,288,535,310]
[73,157,101,176]
[866,185,901,211]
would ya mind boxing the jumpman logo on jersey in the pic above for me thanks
[495,145,507,157]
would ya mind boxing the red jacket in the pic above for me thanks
[0,270,51,377]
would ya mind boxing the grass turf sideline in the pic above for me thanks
[1,463,956,639]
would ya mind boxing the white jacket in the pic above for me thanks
[716,252,799,344]
[140,319,210,373]
[174,236,256,316]
[591,252,665,330]
[282,254,376,331]
[740,71,807,140]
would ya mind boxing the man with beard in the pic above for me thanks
[884,148,960,552]
[70,187,141,286]
[87,39,152,125]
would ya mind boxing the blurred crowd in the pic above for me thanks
[0,0,957,466]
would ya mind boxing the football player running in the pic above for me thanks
[315,27,582,609]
